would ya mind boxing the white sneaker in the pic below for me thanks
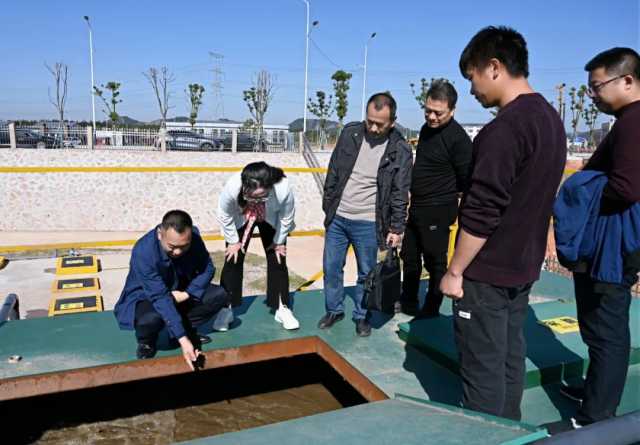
[275,306,300,330]
[213,305,234,332]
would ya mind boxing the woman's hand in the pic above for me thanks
[268,243,287,264]
[225,242,243,264]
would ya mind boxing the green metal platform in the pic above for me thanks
[1,271,639,443]
[398,298,640,388]
[177,396,547,445]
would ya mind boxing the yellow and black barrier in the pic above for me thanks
[52,277,101,294]
[48,293,104,316]
[55,255,100,275]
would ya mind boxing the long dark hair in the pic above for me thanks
[237,161,286,208]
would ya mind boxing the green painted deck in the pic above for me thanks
[398,298,640,388]
[1,272,638,443]
[177,397,547,445]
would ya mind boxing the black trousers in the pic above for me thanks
[453,277,532,421]
[134,284,230,345]
[573,264,638,424]
[220,221,290,309]
[401,202,458,315]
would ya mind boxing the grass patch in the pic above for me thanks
[210,251,308,295]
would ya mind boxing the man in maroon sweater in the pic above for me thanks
[555,47,640,431]
[440,26,566,420]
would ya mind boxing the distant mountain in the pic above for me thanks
[289,118,339,132]
[117,115,145,126]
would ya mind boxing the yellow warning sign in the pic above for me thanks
[65,259,85,265]
[62,282,83,289]
[60,302,84,310]
[539,316,580,334]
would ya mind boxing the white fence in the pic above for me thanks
[1,124,300,153]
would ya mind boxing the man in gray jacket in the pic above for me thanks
[319,92,413,336]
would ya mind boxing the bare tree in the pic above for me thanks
[144,66,175,128]
[243,70,275,150]
[45,62,69,129]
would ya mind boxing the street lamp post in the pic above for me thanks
[361,32,377,121]
[83,16,96,131]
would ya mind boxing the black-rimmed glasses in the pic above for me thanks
[587,74,629,96]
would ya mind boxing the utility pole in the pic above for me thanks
[301,2,317,133]
[556,83,566,126]
[83,16,96,130]
[209,51,225,120]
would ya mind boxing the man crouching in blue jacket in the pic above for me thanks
[115,210,232,369]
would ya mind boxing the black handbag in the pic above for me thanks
[364,248,401,314]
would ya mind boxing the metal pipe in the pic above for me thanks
[0,293,19,321]
[540,411,640,445]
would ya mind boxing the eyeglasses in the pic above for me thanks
[243,194,269,203]
[587,74,629,96]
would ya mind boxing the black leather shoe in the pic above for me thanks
[356,319,372,337]
[189,334,212,349]
[317,312,345,329]
[136,343,156,359]
[413,311,440,321]
[198,335,212,345]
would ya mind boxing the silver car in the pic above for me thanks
[161,130,224,151]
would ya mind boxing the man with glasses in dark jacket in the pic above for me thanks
[319,92,413,337]
[397,79,472,319]
[550,47,640,433]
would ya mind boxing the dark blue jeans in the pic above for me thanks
[323,215,378,320]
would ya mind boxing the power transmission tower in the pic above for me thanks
[209,51,225,120]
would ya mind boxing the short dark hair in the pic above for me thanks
[426,79,458,109]
[459,26,529,79]
[161,210,193,233]
[585,47,640,80]
[366,92,397,121]
[238,161,286,207]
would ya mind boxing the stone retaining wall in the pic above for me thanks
[0,149,325,232]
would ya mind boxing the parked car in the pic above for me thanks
[0,129,60,148]
[222,133,266,151]
[156,130,224,151]
[63,137,83,148]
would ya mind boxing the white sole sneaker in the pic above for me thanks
[275,310,300,330]
[213,306,234,332]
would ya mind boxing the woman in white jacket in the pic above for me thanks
[217,161,299,329]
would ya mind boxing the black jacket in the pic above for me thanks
[323,121,413,248]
